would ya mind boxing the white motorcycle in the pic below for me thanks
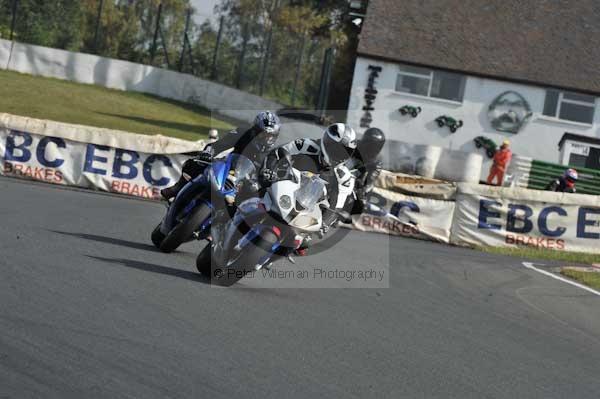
[195,155,349,286]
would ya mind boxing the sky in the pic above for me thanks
[191,0,219,25]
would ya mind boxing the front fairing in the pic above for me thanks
[162,173,209,233]
[212,198,266,267]
[263,170,327,233]
[161,153,243,235]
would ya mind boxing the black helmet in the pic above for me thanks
[321,123,357,166]
[252,111,281,152]
[357,127,385,160]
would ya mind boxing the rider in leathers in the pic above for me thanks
[344,127,386,216]
[264,125,386,228]
[262,123,358,255]
[160,111,281,201]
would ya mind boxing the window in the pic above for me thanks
[395,65,466,102]
[568,153,588,168]
[543,90,596,124]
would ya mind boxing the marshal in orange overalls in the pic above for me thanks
[487,142,512,186]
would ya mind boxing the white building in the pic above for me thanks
[347,0,600,176]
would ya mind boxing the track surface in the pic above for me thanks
[1,176,600,398]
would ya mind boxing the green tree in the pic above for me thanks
[2,0,84,50]
[202,0,351,107]
[1,0,357,111]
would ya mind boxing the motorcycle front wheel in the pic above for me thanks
[196,243,212,276]
[209,229,280,287]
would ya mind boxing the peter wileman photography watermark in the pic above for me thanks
[209,260,390,288]
[214,266,386,283]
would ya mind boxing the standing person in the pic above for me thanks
[487,139,512,186]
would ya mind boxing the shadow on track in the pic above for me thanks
[49,230,159,252]
[86,255,211,284]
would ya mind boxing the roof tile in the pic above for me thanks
[358,0,600,94]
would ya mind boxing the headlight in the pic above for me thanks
[278,195,292,210]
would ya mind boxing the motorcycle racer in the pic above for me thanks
[263,122,358,213]
[344,127,386,216]
[261,123,358,256]
[160,111,281,201]
[546,168,578,193]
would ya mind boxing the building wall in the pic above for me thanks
[347,57,600,176]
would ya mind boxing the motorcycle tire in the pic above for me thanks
[213,229,279,287]
[151,223,166,249]
[196,243,212,277]
[159,204,212,253]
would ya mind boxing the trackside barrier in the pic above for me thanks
[0,39,281,123]
[382,140,483,184]
[375,170,457,200]
[0,114,202,199]
[450,184,600,254]
[528,160,600,195]
[506,155,600,195]
[2,114,598,255]
[349,187,456,243]
[348,183,600,255]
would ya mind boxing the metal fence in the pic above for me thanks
[0,0,337,112]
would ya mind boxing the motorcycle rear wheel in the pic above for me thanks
[151,223,166,249]
[160,204,212,253]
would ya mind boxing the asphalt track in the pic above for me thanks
[1,175,600,398]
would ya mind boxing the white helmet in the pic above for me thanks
[564,168,578,182]
[321,123,357,166]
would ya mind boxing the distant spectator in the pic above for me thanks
[487,139,512,186]
[208,129,219,143]
[546,168,578,193]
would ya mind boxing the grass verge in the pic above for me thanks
[479,246,600,265]
[560,269,600,290]
[0,69,233,141]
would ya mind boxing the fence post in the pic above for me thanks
[159,25,171,68]
[258,0,279,96]
[290,35,307,107]
[150,3,163,64]
[316,47,335,118]
[210,16,224,80]
[186,35,196,75]
[258,27,273,96]
[93,0,105,54]
[9,0,18,41]
[178,9,192,72]
[235,23,249,89]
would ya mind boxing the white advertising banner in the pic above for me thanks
[0,127,189,200]
[451,184,600,254]
[350,187,456,243]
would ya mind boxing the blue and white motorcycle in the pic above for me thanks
[195,159,343,286]
[151,153,255,253]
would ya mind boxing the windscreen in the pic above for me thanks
[233,154,256,182]
[295,172,326,211]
